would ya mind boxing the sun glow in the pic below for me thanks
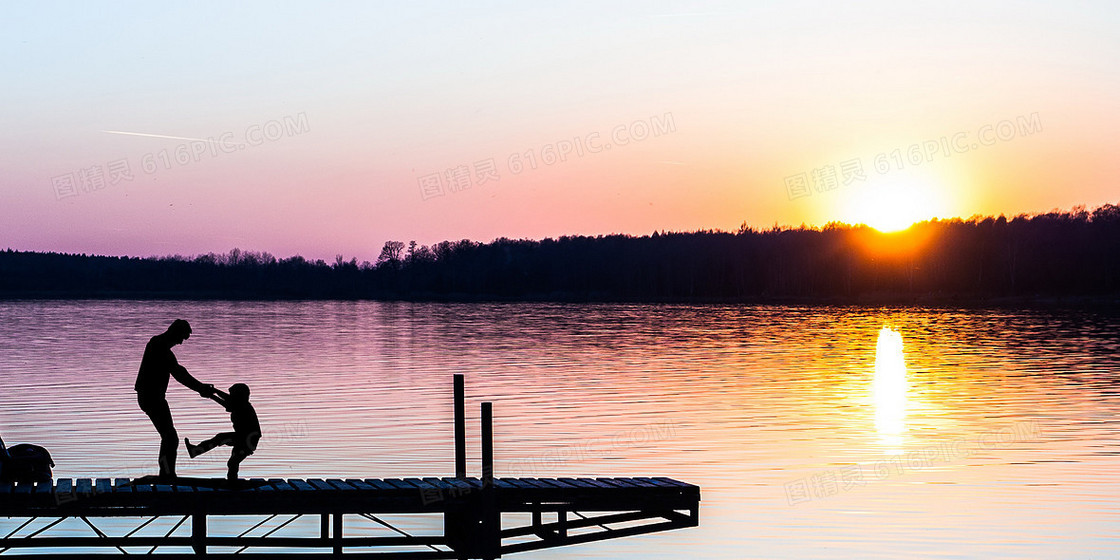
[873,326,908,446]
[844,174,951,232]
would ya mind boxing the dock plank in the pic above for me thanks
[500,478,535,490]
[618,477,657,488]
[14,481,34,496]
[113,478,132,493]
[599,478,639,489]
[287,479,316,491]
[363,479,398,491]
[344,479,376,491]
[248,478,269,491]
[558,477,593,488]
[307,479,335,491]
[55,479,73,499]
[521,478,555,490]
[421,477,455,491]
[35,482,53,499]
[443,478,474,491]
[269,478,296,492]
[385,479,416,491]
[542,478,578,489]
[654,477,695,488]
[538,478,577,489]
[402,478,437,491]
[327,479,355,491]
[635,476,674,488]
[575,477,614,489]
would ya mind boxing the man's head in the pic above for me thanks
[229,383,251,402]
[167,319,192,345]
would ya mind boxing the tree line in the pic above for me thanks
[2,204,1117,302]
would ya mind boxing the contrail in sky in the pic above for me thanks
[102,130,221,143]
[646,12,728,18]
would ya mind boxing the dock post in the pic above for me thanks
[481,402,493,485]
[191,511,206,555]
[446,375,470,558]
[454,374,466,478]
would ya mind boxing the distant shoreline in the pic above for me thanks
[2,290,1117,310]
[4,206,1118,305]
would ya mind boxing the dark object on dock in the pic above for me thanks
[0,375,699,558]
[0,436,54,484]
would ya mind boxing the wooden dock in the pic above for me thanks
[0,376,699,558]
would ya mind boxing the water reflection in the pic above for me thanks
[1,302,1119,559]
[873,326,908,449]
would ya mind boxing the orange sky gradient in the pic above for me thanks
[2,3,1117,261]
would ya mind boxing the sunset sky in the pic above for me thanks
[2,2,1118,261]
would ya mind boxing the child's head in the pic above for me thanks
[229,383,251,401]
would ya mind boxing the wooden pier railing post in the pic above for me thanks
[447,374,470,558]
[454,374,466,478]
[481,402,493,485]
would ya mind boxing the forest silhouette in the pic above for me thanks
[2,204,1117,303]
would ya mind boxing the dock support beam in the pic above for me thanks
[454,374,466,479]
[333,513,343,556]
[192,511,206,555]
[479,402,498,559]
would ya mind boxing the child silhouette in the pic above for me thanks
[185,383,261,481]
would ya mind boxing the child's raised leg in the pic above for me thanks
[186,432,237,458]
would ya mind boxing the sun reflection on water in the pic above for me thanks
[874,326,909,450]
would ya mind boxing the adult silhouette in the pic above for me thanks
[135,319,214,478]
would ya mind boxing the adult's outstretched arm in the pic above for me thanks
[171,364,214,396]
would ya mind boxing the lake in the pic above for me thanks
[1,300,1118,558]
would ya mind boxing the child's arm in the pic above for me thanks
[208,389,230,407]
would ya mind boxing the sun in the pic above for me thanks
[843,173,951,232]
